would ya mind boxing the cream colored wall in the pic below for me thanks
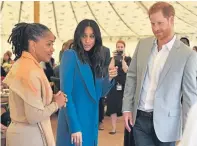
[1,36,197,64]
[103,40,138,57]
[0,36,138,62]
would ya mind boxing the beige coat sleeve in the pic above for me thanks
[24,102,58,124]
[23,70,58,124]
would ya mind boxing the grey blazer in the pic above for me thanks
[122,36,197,142]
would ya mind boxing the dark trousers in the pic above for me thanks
[124,124,135,146]
[1,111,11,126]
[99,97,105,123]
[133,110,175,146]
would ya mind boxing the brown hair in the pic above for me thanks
[193,46,197,51]
[62,39,73,51]
[148,2,175,18]
[116,40,126,48]
[4,51,12,58]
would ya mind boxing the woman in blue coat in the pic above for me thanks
[56,19,118,146]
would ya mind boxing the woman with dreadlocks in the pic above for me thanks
[3,22,67,146]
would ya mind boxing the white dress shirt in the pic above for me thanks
[138,35,176,112]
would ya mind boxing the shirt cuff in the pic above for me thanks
[123,111,131,113]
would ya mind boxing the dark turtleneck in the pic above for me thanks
[85,48,95,84]
[85,48,94,63]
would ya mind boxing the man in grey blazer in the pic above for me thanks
[122,2,197,146]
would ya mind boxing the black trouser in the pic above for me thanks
[133,110,175,146]
[1,111,11,126]
[124,123,135,146]
[99,97,105,123]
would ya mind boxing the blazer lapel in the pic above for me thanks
[157,39,180,88]
[139,38,155,86]
[74,55,97,101]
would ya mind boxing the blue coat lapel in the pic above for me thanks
[73,52,97,101]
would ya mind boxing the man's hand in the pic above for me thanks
[123,112,133,132]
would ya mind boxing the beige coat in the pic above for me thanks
[4,57,58,146]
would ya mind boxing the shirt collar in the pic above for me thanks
[154,35,176,51]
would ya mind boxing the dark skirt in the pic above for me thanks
[106,85,124,117]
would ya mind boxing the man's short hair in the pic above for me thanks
[148,2,175,18]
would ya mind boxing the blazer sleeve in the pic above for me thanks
[122,41,140,112]
[182,51,197,127]
[60,50,81,133]
[102,47,111,77]
[104,48,111,67]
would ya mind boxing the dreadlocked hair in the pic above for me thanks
[7,22,50,59]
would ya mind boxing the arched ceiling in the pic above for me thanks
[1,1,197,43]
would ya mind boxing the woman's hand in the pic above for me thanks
[53,91,67,108]
[71,132,82,146]
[108,66,118,81]
[1,124,7,134]
[122,53,126,60]
[112,51,118,57]
[122,55,129,73]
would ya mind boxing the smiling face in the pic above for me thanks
[29,31,56,62]
[80,26,95,51]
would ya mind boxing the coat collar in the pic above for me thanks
[73,51,97,101]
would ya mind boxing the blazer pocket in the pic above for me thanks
[168,109,180,117]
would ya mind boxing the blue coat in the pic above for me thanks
[56,50,114,146]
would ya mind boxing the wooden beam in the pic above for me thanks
[1,1,4,11]
[34,1,40,23]
[18,2,23,23]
